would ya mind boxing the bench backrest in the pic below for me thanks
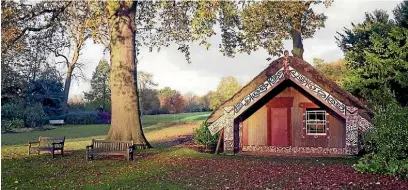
[39,136,65,148]
[92,139,133,152]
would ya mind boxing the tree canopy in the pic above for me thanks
[84,59,111,112]
[336,4,408,109]
[209,76,241,110]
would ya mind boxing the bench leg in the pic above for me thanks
[86,152,94,161]
[86,151,90,161]
[28,146,31,155]
[61,148,64,157]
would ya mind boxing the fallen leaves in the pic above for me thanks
[156,155,408,189]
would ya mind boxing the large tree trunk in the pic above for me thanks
[62,66,73,113]
[290,28,304,60]
[106,3,151,147]
[62,45,79,114]
[290,12,304,60]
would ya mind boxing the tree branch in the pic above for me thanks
[10,2,72,46]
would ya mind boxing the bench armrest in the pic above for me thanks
[86,145,94,151]
[27,141,39,146]
[52,142,64,148]
[129,145,134,153]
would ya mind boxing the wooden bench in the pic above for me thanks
[86,140,146,161]
[28,136,65,158]
[49,119,65,125]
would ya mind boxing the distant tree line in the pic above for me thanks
[79,60,242,115]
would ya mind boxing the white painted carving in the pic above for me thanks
[208,106,234,135]
[234,67,285,114]
[289,66,346,115]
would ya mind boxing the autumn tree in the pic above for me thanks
[209,76,241,110]
[183,92,201,112]
[137,71,158,115]
[226,1,332,59]
[52,2,97,113]
[198,91,212,111]
[1,1,71,55]
[84,59,111,111]
[3,1,334,146]
[313,58,348,86]
[158,87,185,114]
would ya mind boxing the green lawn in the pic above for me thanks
[1,112,210,146]
[141,112,210,125]
[1,148,217,189]
[1,112,212,189]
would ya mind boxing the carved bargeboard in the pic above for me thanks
[234,68,284,115]
[288,66,346,116]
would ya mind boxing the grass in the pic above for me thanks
[141,112,210,125]
[1,148,213,189]
[1,112,212,189]
[1,112,210,146]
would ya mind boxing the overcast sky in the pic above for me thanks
[68,0,402,98]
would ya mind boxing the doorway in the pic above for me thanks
[270,108,289,146]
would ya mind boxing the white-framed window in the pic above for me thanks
[306,109,327,135]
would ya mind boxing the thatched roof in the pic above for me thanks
[206,56,373,124]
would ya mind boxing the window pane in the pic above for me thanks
[306,110,326,135]
[316,112,325,120]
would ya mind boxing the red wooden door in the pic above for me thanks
[270,108,289,146]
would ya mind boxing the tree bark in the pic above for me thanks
[62,66,73,113]
[102,84,106,111]
[290,28,304,60]
[106,3,151,147]
[62,44,79,114]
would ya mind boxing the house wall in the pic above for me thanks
[242,107,268,145]
[242,87,345,148]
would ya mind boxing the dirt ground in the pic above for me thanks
[148,136,408,190]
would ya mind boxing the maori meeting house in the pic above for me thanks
[206,56,374,156]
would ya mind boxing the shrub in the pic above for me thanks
[1,103,47,130]
[64,111,99,125]
[193,122,219,150]
[24,103,48,128]
[97,111,111,124]
[1,103,24,120]
[355,153,408,178]
[1,119,25,132]
[356,104,408,178]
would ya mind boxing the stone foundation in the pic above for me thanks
[242,146,345,155]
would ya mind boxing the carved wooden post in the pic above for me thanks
[345,106,359,155]
[223,106,235,155]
